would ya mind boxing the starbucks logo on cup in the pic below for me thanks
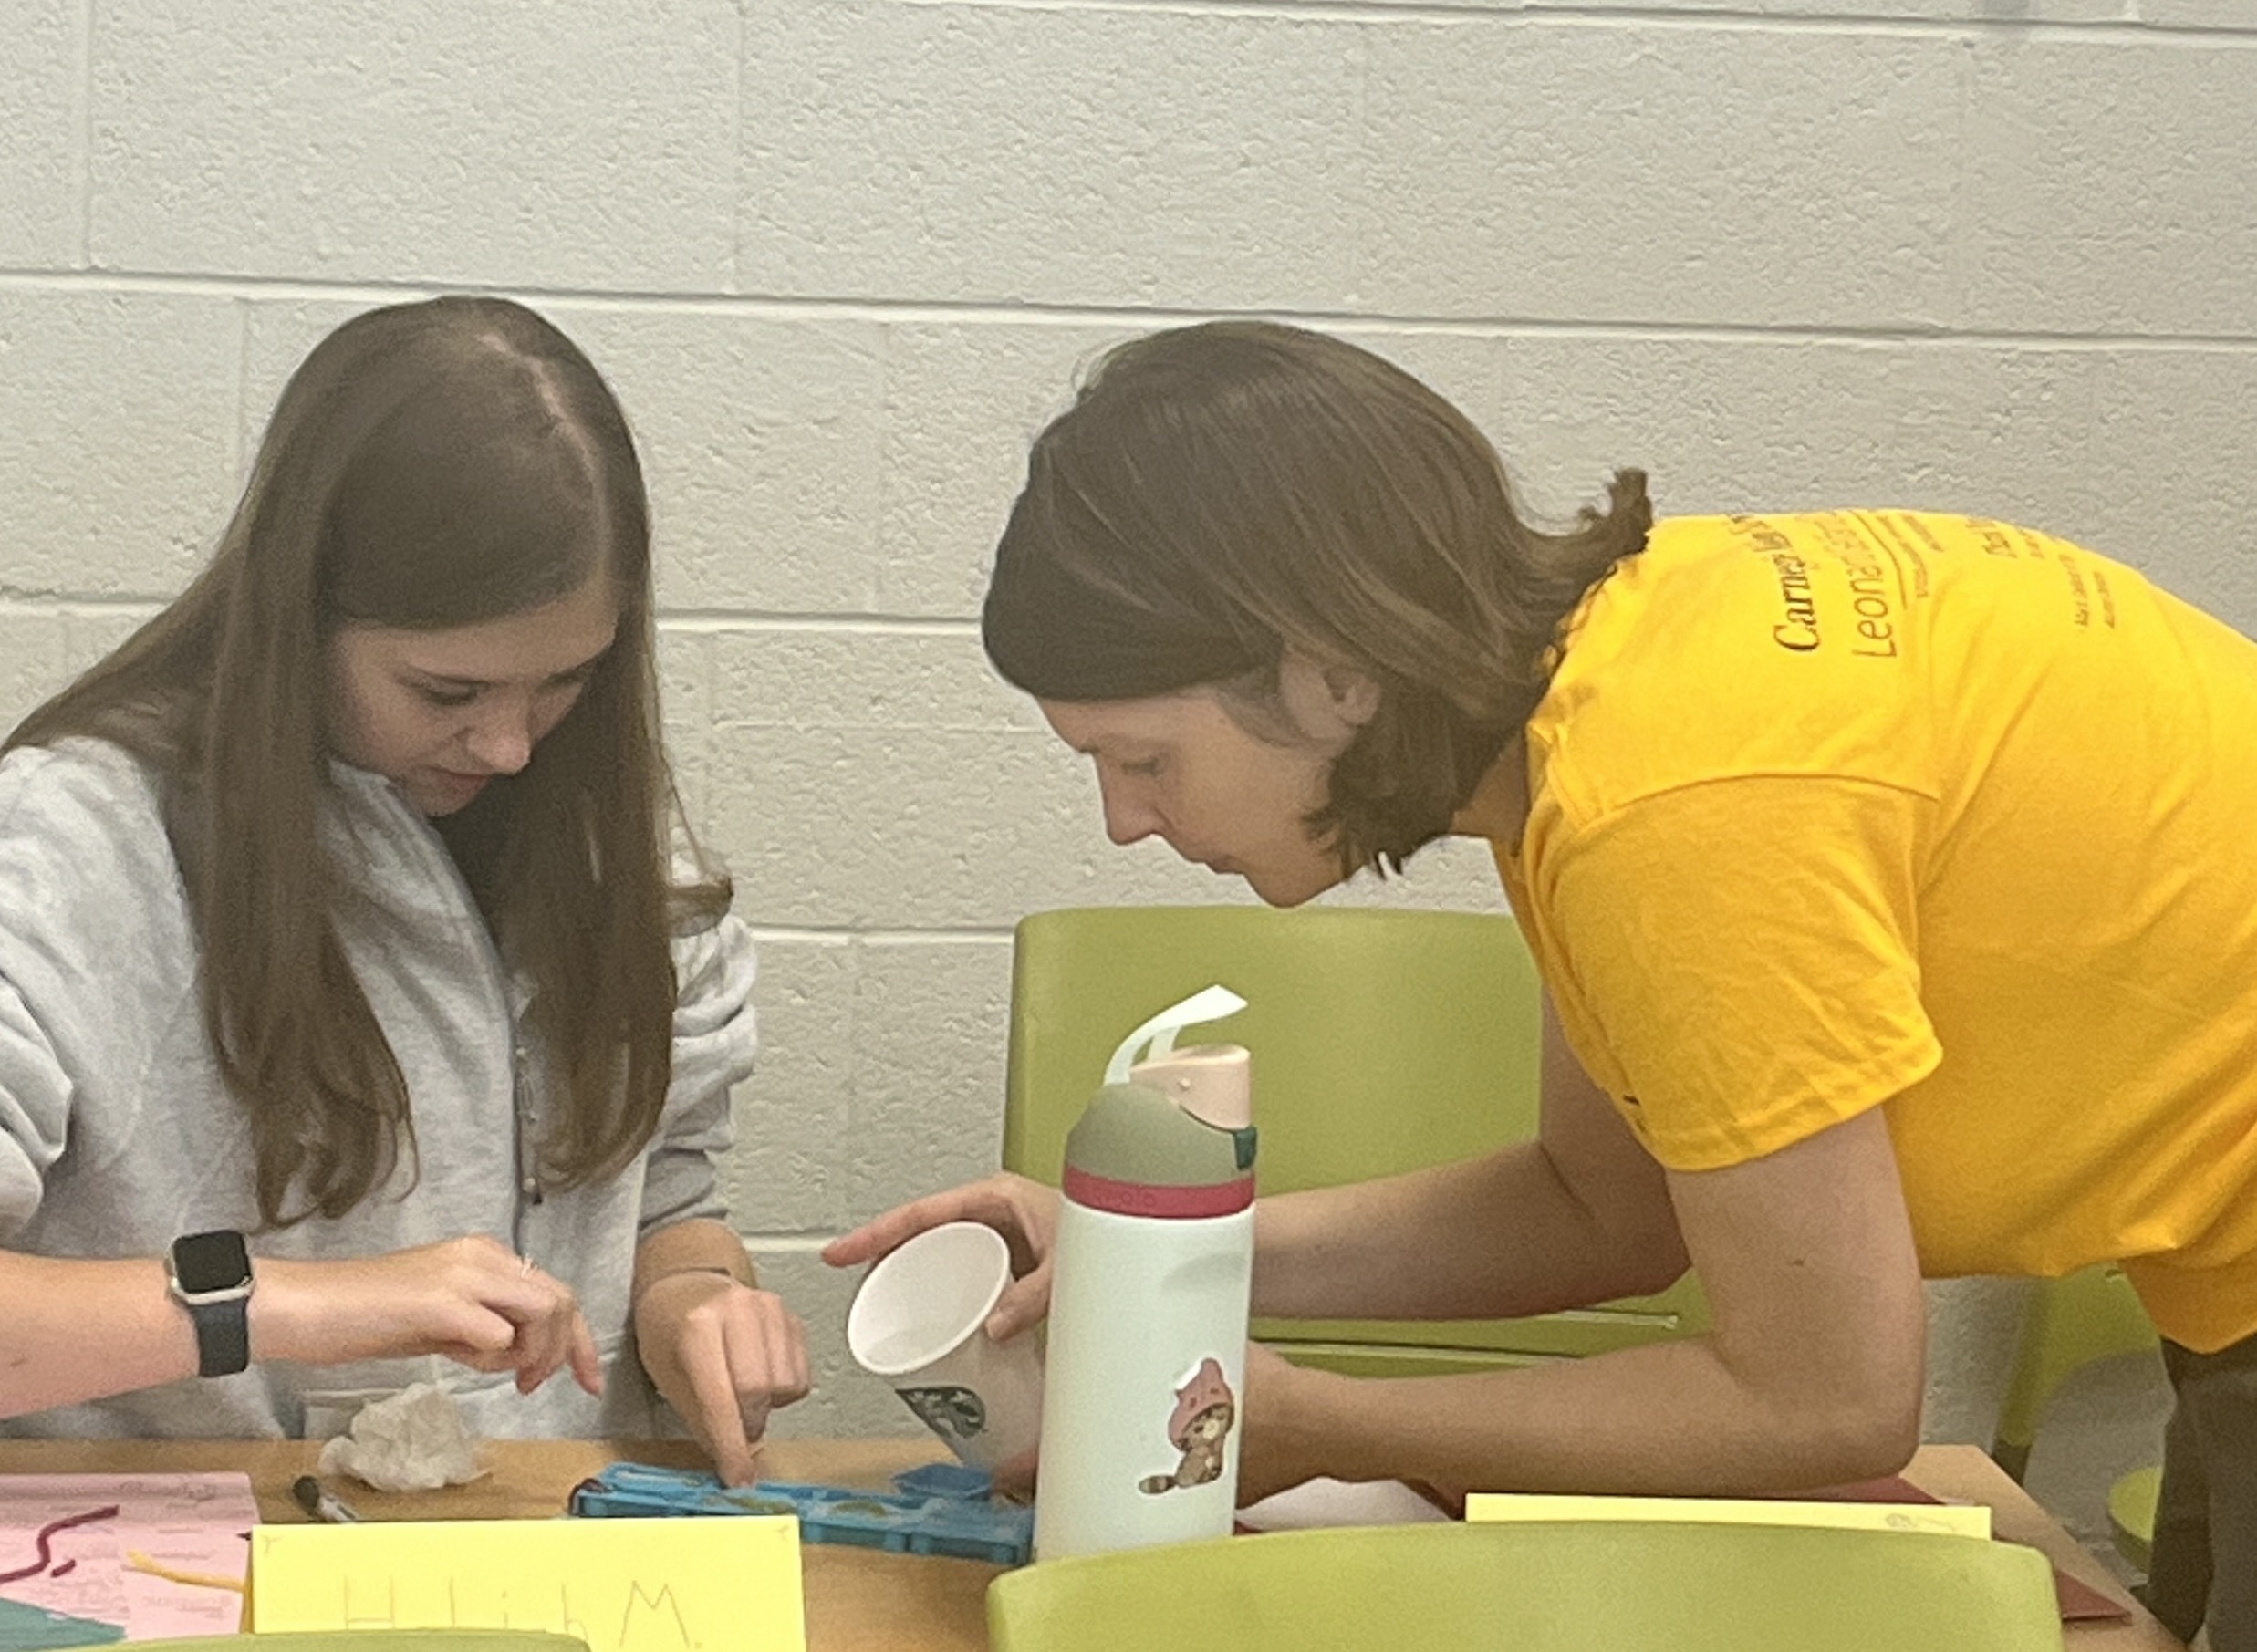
[899,1385,988,1440]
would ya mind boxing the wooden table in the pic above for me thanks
[0,1439,2179,1651]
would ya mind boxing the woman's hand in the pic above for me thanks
[1232,1340,1337,1508]
[250,1235,603,1397]
[1227,1345,1464,1514]
[821,1173,1061,1341]
[633,1273,811,1486]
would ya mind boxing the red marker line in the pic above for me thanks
[0,1504,121,1584]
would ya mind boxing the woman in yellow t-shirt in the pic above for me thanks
[828,321,2257,1652]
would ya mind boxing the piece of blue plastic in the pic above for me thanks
[567,1460,1033,1567]
[889,1461,996,1501]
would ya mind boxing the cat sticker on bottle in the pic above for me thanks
[1139,1356,1237,1495]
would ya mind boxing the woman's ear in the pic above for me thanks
[1278,649,1379,752]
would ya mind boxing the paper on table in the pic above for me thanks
[1236,1478,1452,1533]
[251,1516,805,1652]
[1466,1491,1992,1539]
[0,1473,258,1649]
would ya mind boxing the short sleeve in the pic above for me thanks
[636,911,758,1233]
[1532,775,1943,1170]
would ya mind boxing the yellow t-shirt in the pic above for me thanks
[1493,510,2257,1353]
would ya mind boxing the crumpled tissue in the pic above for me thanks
[317,1381,483,1491]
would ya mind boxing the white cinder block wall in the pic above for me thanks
[3,0,2246,1524]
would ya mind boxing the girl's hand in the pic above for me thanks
[821,1174,1061,1341]
[634,1273,811,1486]
[250,1235,604,1397]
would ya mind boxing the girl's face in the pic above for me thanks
[326,577,619,817]
[1039,656,1374,909]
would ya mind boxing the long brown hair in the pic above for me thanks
[7,296,725,1226]
[982,320,1652,875]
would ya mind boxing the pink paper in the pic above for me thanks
[1799,1475,2131,1623]
[0,1473,258,1643]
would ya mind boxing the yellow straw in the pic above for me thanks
[123,1549,247,1595]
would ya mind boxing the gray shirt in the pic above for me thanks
[0,737,758,1440]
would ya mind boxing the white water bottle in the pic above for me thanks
[1035,985,1257,1562]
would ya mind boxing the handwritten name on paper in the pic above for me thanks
[250,1518,804,1652]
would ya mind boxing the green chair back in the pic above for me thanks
[1989,1263,2162,1571]
[1991,1265,2158,1482]
[987,1521,2065,1652]
[1003,906,1706,1374]
[2108,1465,2160,1573]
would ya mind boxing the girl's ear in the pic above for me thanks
[1278,648,1379,752]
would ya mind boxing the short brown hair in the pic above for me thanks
[10,296,723,1226]
[983,320,1651,874]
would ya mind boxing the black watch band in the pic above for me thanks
[168,1231,255,1379]
[184,1296,250,1378]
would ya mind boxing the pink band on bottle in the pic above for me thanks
[1062,1167,1256,1220]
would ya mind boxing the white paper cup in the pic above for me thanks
[847,1221,1045,1471]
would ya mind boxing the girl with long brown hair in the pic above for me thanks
[830,320,2257,1649]
[0,296,805,1484]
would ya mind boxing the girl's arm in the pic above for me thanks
[630,1217,810,1487]
[0,745,606,1423]
[0,1238,602,1420]
[0,1252,199,1415]
[630,920,808,1486]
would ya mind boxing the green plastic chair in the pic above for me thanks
[1990,1263,2161,1570]
[2107,1466,2161,1573]
[987,1521,2066,1651]
[1003,906,1708,1376]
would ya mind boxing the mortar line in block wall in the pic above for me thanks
[0,597,987,633]
[744,925,1014,945]
[0,270,2253,352]
[655,613,980,636]
[71,0,93,268]
[887,0,2250,43]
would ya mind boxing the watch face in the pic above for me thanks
[173,1229,253,1293]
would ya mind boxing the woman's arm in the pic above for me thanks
[825,994,1689,1335]
[1251,994,1690,1320]
[1245,1104,1929,1498]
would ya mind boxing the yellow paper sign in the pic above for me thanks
[1466,1493,1990,1540]
[249,1517,805,1652]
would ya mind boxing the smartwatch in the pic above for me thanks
[167,1230,255,1378]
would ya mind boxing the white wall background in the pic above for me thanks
[4,0,2246,1535]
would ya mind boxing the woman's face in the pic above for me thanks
[326,577,620,817]
[1040,658,1373,909]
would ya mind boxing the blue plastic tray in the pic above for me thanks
[567,1460,1034,1567]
